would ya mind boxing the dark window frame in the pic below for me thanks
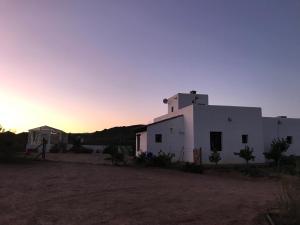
[210,132,222,151]
[155,134,162,143]
[242,134,248,144]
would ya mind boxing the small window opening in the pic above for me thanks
[242,135,248,144]
[210,132,222,151]
[155,134,162,143]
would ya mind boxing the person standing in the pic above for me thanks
[42,137,47,160]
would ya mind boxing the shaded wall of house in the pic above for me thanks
[263,117,300,156]
[146,116,185,161]
[194,105,265,164]
[136,131,147,156]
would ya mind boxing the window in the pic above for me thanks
[286,136,293,144]
[155,134,162,143]
[242,135,248,144]
[171,107,174,112]
[210,132,222,151]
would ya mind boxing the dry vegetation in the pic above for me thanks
[271,176,300,225]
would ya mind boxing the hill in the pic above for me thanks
[0,125,145,150]
[0,132,28,152]
[68,125,145,146]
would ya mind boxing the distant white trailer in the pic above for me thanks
[26,125,68,152]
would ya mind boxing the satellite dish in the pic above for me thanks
[163,98,168,104]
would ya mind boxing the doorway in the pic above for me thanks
[210,132,222,151]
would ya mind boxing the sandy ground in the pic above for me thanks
[0,159,279,225]
[46,153,109,165]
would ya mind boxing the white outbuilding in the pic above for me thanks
[136,91,300,164]
[26,125,68,152]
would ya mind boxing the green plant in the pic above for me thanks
[134,151,174,167]
[234,145,255,168]
[69,136,93,153]
[264,138,290,170]
[152,150,175,167]
[103,145,126,165]
[209,149,221,166]
[134,152,149,164]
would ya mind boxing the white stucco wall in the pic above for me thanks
[193,105,265,164]
[139,92,300,164]
[167,93,208,114]
[136,131,147,156]
[178,105,195,162]
[263,117,300,156]
[147,116,185,161]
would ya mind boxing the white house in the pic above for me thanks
[136,91,300,164]
[26,126,68,152]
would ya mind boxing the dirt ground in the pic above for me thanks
[0,159,279,225]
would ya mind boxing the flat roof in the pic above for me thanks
[136,115,184,133]
[29,125,65,133]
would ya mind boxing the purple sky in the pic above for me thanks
[0,0,300,132]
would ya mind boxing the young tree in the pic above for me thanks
[234,145,255,168]
[264,138,289,170]
[209,149,221,167]
[103,145,126,165]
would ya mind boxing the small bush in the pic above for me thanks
[103,145,127,165]
[264,138,289,170]
[234,145,255,173]
[49,143,67,153]
[0,132,18,162]
[153,151,175,167]
[134,151,174,167]
[209,149,221,166]
[135,152,150,164]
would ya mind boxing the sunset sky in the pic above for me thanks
[0,0,300,133]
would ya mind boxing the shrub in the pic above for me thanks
[152,150,175,167]
[134,151,174,167]
[49,142,67,153]
[0,132,18,162]
[264,138,289,170]
[234,145,255,168]
[103,145,126,165]
[135,152,149,164]
[209,149,221,166]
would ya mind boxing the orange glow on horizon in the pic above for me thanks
[0,81,148,133]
